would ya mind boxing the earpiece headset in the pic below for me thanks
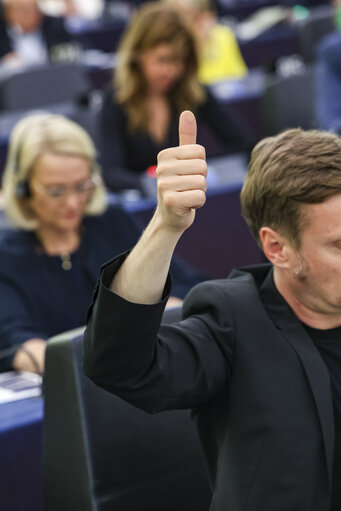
[13,126,31,198]
[15,180,31,198]
[12,114,99,199]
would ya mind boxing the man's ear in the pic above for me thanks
[259,227,292,268]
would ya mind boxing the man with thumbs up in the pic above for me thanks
[84,113,341,511]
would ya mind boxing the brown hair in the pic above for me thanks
[114,2,205,132]
[241,128,341,248]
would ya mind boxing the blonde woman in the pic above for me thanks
[0,113,204,373]
[98,2,252,192]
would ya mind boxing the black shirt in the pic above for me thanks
[302,323,341,511]
[261,270,341,511]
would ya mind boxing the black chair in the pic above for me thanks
[0,63,89,111]
[298,4,336,63]
[261,65,317,136]
[43,310,212,511]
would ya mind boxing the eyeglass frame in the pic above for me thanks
[29,174,101,201]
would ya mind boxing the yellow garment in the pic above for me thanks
[198,24,248,84]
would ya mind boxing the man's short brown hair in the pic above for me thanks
[241,128,341,248]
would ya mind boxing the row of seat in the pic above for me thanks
[44,311,213,511]
[0,64,319,167]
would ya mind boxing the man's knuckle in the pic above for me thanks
[157,149,167,162]
[200,175,207,189]
[198,190,206,206]
[200,160,207,174]
[197,144,206,159]
[163,192,175,208]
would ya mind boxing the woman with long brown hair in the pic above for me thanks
[98,2,252,192]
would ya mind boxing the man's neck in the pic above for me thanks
[273,268,341,330]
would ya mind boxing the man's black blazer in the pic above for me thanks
[84,256,334,511]
[0,13,73,60]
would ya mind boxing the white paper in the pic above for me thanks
[0,371,42,404]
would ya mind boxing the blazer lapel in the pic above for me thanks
[266,298,335,488]
[251,266,335,488]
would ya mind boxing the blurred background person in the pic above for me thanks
[97,2,252,193]
[315,28,341,134]
[164,0,248,85]
[0,0,80,68]
[40,0,105,20]
[0,113,204,374]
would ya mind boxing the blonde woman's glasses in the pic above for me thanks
[31,176,100,201]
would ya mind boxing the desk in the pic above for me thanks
[211,70,265,142]
[217,0,285,20]
[66,16,300,68]
[66,18,126,53]
[0,397,43,511]
[239,24,300,69]
[217,0,329,19]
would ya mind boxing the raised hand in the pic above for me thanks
[155,111,207,234]
[109,111,207,304]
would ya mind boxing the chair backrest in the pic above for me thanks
[43,310,212,511]
[261,65,317,136]
[0,63,89,110]
[299,5,336,63]
[70,20,126,53]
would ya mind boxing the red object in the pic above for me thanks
[146,165,157,177]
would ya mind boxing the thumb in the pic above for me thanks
[178,110,197,146]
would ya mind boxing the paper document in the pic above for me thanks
[0,371,42,404]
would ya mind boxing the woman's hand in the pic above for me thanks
[12,339,46,374]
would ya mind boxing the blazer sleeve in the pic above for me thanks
[83,253,234,413]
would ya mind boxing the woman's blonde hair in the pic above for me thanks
[114,2,205,132]
[2,112,107,230]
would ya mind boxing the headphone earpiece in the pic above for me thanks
[11,125,31,198]
[15,181,31,198]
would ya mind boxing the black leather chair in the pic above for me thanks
[298,4,336,63]
[261,65,317,136]
[43,310,212,511]
[0,63,89,110]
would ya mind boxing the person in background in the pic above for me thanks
[40,0,104,20]
[98,2,252,193]
[316,29,341,134]
[163,0,248,85]
[0,113,205,374]
[0,0,80,67]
